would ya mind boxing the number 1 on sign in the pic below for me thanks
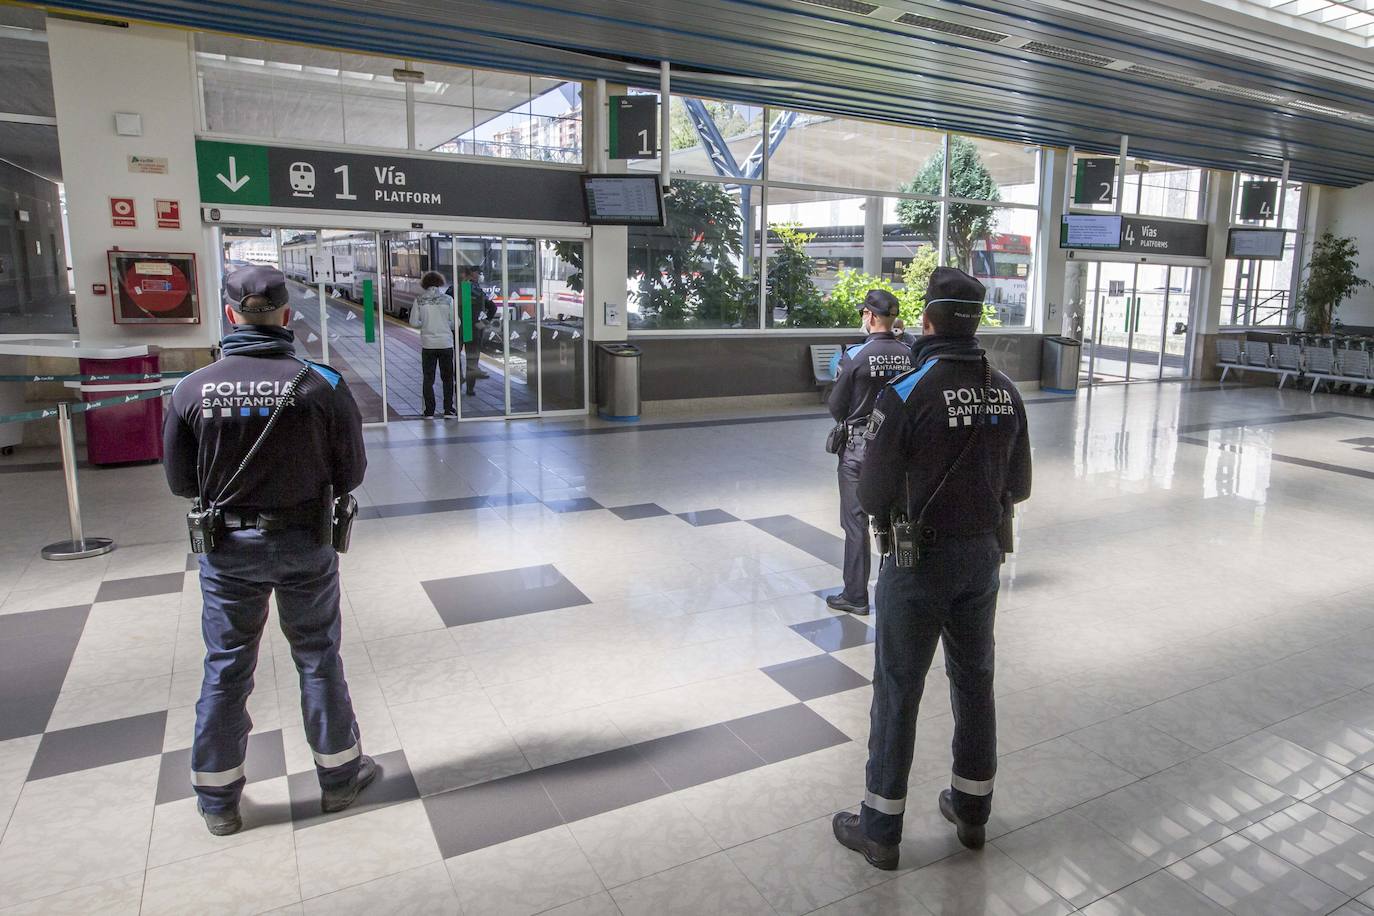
[637,129,652,157]
[334,165,358,201]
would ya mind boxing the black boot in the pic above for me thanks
[939,789,986,850]
[321,755,380,813]
[198,802,242,836]
[826,594,869,615]
[832,812,898,870]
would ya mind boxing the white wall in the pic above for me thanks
[1315,179,1374,328]
[47,19,213,348]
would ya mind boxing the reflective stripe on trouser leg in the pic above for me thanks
[191,763,246,788]
[313,738,361,769]
[863,791,906,816]
[951,773,994,796]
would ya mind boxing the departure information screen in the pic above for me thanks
[1060,214,1123,250]
[582,175,665,226]
[1227,228,1287,260]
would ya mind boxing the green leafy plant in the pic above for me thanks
[1299,232,1369,334]
[896,137,1000,274]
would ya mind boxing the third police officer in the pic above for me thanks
[832,267,1032,870]
[826,289,913,615]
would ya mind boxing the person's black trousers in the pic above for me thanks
[837,437,870,606]
[861,533,1001,846]
[421,347,455,415]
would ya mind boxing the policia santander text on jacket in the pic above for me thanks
[832,267,1032,871]
[163,266,378,838]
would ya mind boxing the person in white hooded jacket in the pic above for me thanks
[410,271,458,417]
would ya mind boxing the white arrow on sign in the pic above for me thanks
[216,156,250,192]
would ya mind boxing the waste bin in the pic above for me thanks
[597,343,641,421]
[1040,336,1082,394]
[79,354,164,465]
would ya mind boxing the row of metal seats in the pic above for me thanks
[1216,338,1374,394]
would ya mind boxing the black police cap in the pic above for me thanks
[923,267,985,332]
[861,288,899,317]
[224,265,290,313]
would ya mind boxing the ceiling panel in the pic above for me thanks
[35,0,1374,186]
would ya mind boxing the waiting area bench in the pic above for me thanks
[1218,336,1374,394]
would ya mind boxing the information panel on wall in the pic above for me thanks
[581,175,665,226]
[1060,214,1122,250]
[1228,228,1287,260]
[195,140,585,223]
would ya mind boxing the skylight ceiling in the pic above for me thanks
[1223,0,1374,46]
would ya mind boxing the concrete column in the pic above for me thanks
[1193,170,1235,378]
[47,19,211,348]
[1039,149,1069,336]
[862,197,883,278]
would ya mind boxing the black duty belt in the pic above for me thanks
[221,504,320,531]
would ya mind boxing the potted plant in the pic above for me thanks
[1299,232,1369,334]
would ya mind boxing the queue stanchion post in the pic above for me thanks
[40,401,115,561]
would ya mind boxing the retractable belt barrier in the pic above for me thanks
[0,371,189,383]
[0,375,184,561]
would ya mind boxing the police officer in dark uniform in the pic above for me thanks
[832,267,1032,869]
[163,266,377,836]
[826,289,913,615]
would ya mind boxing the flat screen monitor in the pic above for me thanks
[581,175,665,226]
[1227,228,1287,260]
[1060,214,1122,250]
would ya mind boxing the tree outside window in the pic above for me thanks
[896,136,1000,273]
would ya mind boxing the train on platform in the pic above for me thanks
[279,232,584,324]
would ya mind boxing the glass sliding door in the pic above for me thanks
[1080,261,1134,383]
[221,225,387,422]
[1127,264,1171,382]
[456,235,507,418]
[1074,260,1196,385]
[538,240,586,412]
[1160,268,1193,380]
[503,237,539,416]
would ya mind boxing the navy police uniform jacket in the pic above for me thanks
[858,336,1031,534]
[827,332,914,427]
[163,325,367,509]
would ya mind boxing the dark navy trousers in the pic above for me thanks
[837,437,870,606]
[193,527,361,813]
[861,533,1001,845]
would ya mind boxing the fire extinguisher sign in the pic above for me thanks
[155,199,181,229]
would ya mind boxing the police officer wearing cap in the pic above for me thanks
[825,289,913,615]
[163,266,377,836]
[832,267,1032,870]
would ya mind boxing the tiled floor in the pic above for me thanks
[2,380,1374,914]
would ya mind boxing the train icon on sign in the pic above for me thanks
[289,162,316,197]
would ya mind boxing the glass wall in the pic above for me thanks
[627,102,1041,331]
[196,36,582,165]
[1222,173,1305,327]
